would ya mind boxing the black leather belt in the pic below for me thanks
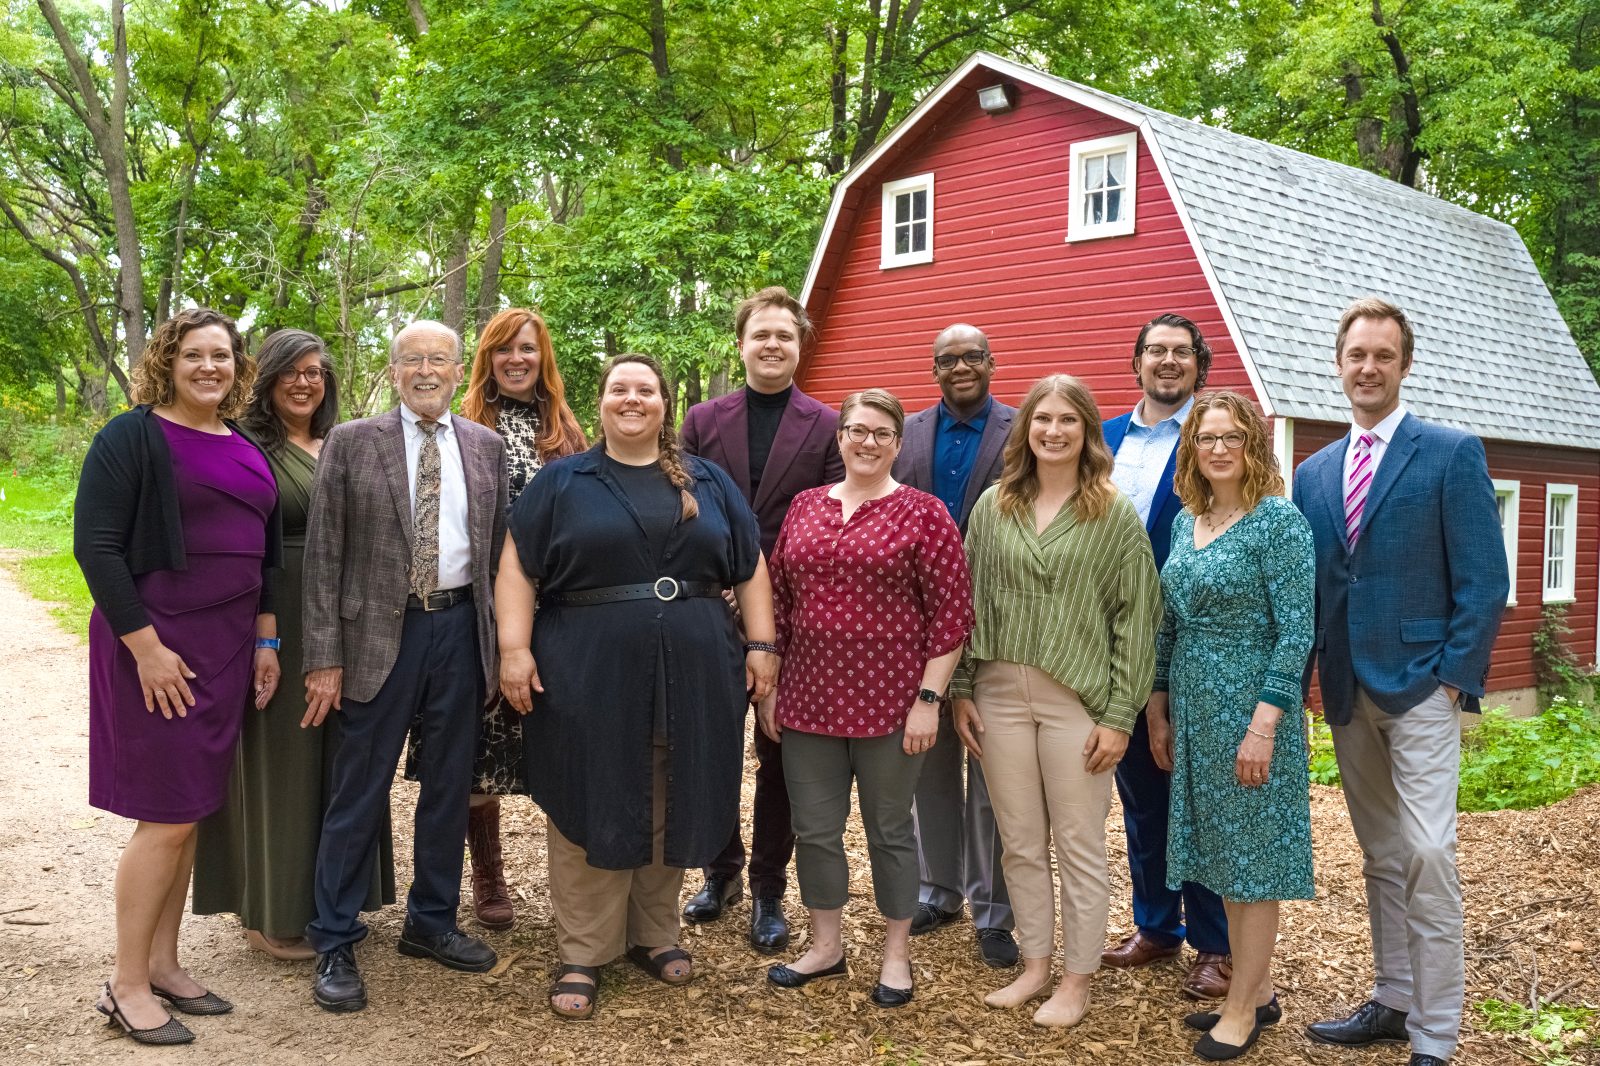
[545,578,723,606]
[407,586,472,611]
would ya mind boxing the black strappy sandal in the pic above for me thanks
[548,963,600,1020]
[625,944,693,986]
[151,984,233,1016]
[96,982,195,1045]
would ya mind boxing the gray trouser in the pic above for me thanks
[782,729,926,920]
[912,712,1013,929]
[1332,685,1462,1060]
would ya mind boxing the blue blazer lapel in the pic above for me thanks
[753,395,821,512]
[1151,442,1179,538]
[1357,415,1420,545]
[1312,444,1348,554]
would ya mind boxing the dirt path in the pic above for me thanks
[0,559,1594,1065]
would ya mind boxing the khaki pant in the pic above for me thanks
[975,661,1113,973]
[545,742,684,966]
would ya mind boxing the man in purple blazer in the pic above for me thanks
[679,285,844,954]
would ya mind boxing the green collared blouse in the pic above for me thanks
[949,484,1162,733]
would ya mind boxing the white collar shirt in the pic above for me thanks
[1342,403,1408,489]
[400,403,473,590]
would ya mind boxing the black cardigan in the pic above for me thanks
[73,405,283,637]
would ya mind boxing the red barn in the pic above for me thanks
[797,52,1600,712]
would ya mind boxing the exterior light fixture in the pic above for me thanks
[977,83,1016,114]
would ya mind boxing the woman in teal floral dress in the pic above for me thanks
[1147,391,1314,1062]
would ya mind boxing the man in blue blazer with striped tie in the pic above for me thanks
[1102,313,1232,1001]
[1293,297,1507,1066]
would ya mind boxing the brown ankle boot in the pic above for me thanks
[467,799,514,930]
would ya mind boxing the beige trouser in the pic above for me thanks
[545,742,684,966]
[974,661,1113,973]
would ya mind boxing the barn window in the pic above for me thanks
[1493,480,1519,606]
[880,173,934,268]
[1067,132,1137,242]
[1543,484,1578,603]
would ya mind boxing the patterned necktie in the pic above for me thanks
[1344,431,1375,548]
[410,419,441,597]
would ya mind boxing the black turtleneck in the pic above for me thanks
[746,384,792,496]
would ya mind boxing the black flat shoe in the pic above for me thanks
[311,945,367,1013]
[870,981,914,1008]
[1306,999,1409,1047]
[1194,1022,1262,1060]
[909,902,961,936]
[749,896,790,954]
[766,956,847,988]
[96,983,194,1045]
[683,875,742,923]
[1185,995,1281,1032]
[150,984,233,1016]
[396,925,496,973]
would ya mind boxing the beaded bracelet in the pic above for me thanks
[1245,725,1275,741]
[744,641,778,655]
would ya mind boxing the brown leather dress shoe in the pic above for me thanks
[1182,952,1233,1000]
[1101,931,1182,968]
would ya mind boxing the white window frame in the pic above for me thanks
[1066,131,1138,242]
[1493,479,1520,606]
[1543,483,1578,604]
[880,173,934,268]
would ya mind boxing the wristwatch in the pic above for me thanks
[917,687,941,705]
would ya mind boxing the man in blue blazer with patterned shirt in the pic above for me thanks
[1101,313,1232,1001]
[1294,297,1507,1066]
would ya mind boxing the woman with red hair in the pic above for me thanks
[407,308,587,929]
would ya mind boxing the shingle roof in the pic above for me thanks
[1051,70,1600,450]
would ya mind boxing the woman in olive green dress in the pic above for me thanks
[193,329,394,959]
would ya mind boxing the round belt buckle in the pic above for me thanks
[653,576,680,601]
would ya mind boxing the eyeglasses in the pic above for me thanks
[276,366,330,384]
[842,424,900,446]
[1195,432,1247,450]
[933,349,990,371]
[395,354,460,369]
[1141,344,1198,360]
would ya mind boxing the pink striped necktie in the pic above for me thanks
[1345,432,1375,547]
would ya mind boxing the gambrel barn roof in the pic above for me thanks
[803,52,1600,450]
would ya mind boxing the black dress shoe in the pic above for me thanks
[1306,1000,1409,1047]
[1194,1022,1261,1060]
[396,925,497,973]
[749,897,790,954]
[976,928,1019,968]
[1185,995,1282,1032]
[1409,1056,1449,1066]
[909,902,961,936]
[870,981,914,1008]
[766,956,847,988]
[312,945,367,1013]
[683,875,742,923]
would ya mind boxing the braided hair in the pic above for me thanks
[596,353,699,520]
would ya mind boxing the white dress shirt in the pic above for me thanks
[1342,404,1408,490]
[1110,395,1194,526]
[400,403,472,590]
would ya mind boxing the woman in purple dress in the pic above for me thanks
[74,308,282,1046]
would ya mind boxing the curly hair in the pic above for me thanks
[1172,390,1284,514]
[462,308,587,461]
[240,329,338,452]
[1132,312,1212,392]
[131,308,252,419]
[995,375,1118,523]
[595,353,698,520]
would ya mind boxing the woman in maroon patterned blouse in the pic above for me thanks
[760,388,973,1008]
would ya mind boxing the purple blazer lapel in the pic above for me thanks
[709,393,753,501]
[752,394,823,512]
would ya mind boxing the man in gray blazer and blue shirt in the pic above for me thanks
[1293,298,1507,1066]
[301,321,509,1012]
[893,323,1019,968]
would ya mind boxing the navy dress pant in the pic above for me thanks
[706,709,794,899]
[307,601,481,951]
[1114,709,1229,954]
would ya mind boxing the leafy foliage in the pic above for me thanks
[1478,998,1598,1065]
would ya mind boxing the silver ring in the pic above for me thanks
[653,576,680,601]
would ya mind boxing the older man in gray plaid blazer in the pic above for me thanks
[300,320,508,1013]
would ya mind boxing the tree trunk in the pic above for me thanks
[649,0,684,170]
[406,0,429,34]
[709,366,730,398]
[442,230,469,337]
[475,197,508,336]
[1370,0,1425,187]
[827,25,850,175]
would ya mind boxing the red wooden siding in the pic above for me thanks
[1292,420,1600,697]
[798,74,1258,415]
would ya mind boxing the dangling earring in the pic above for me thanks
[483,378,501,404]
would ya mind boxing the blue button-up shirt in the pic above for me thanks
[932,396,992,521]
[1110,395,1193,526]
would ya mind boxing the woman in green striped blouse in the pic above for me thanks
[949,374,1162,1028]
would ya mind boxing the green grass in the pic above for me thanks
[0,471,90,639]
[1478,998,1598,1064]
